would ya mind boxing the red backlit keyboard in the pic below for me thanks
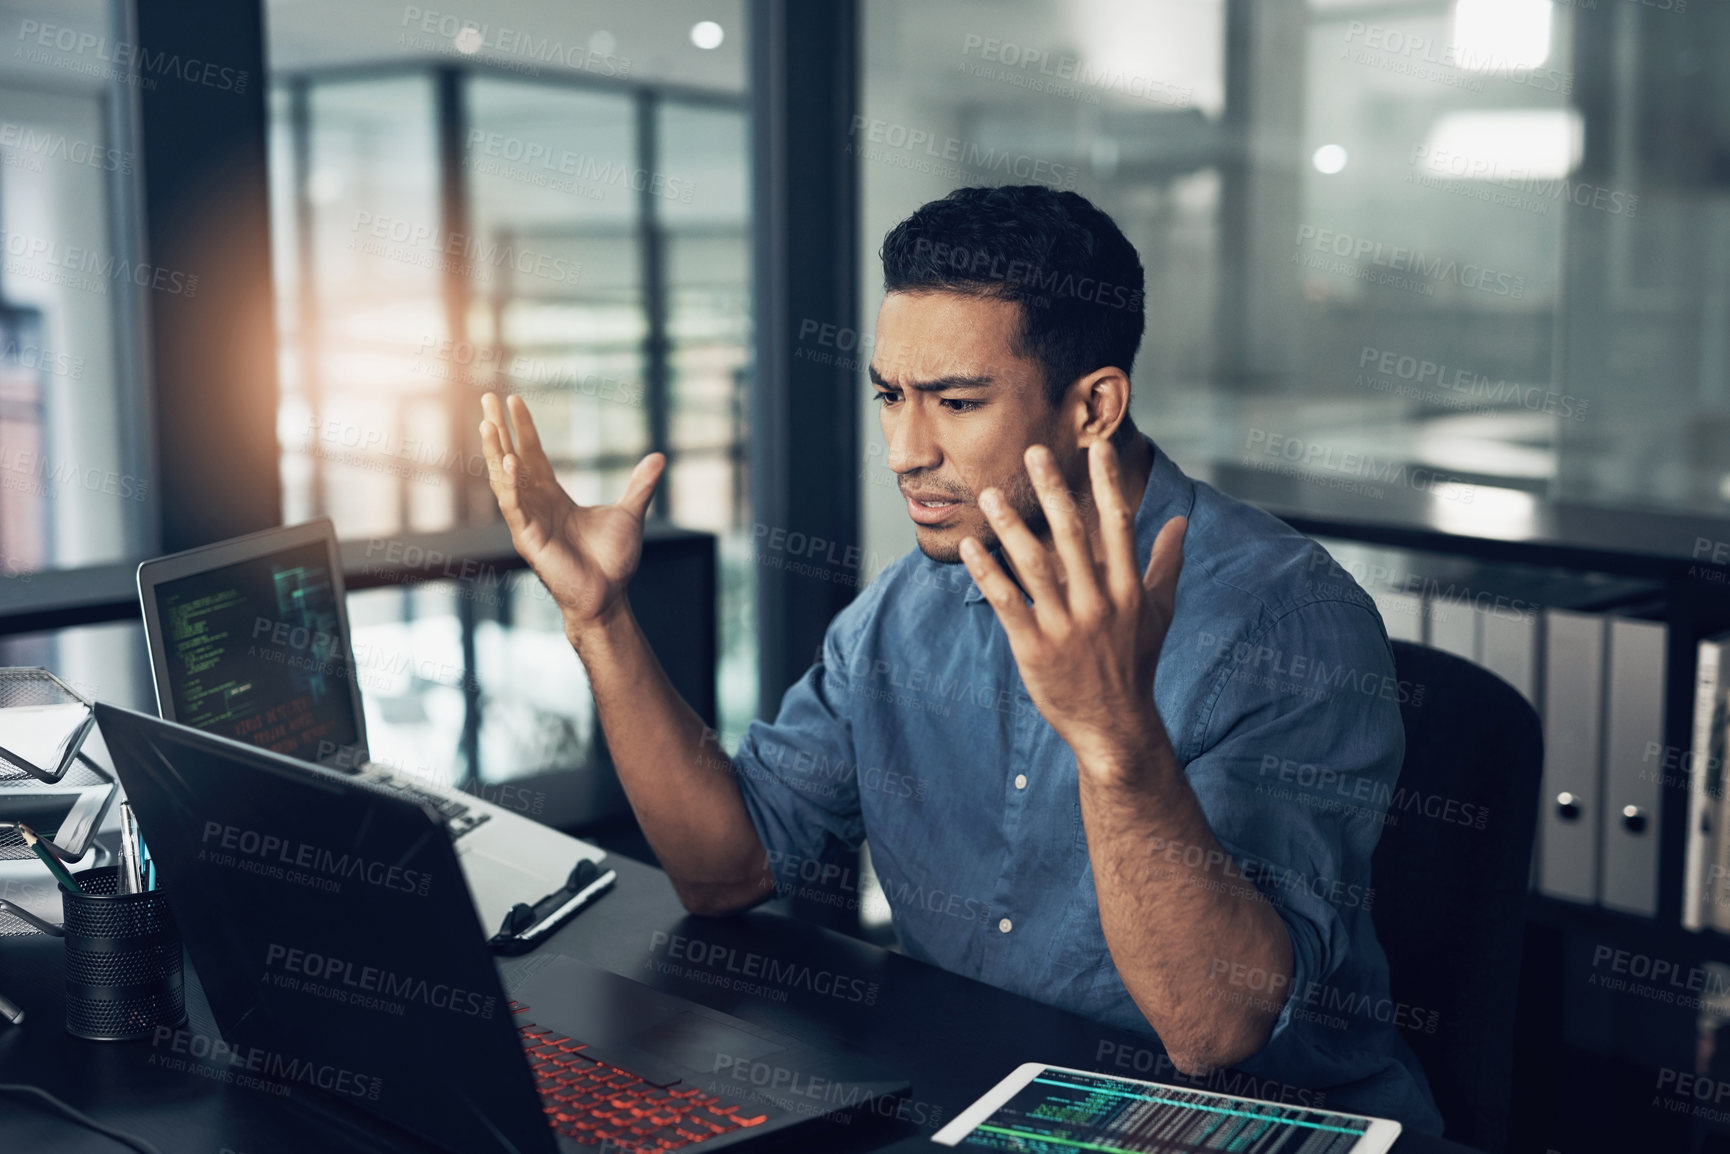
[510,999,768,1151]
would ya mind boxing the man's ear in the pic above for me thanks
[1070,366,1133,448]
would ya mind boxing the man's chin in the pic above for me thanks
[913,525,986,565]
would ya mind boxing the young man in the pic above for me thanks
[478,185,1442,1132]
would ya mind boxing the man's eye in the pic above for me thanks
[872,391,900,406]
[940,398,981,414]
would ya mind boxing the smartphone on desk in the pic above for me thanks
[933,1061,1402,1154]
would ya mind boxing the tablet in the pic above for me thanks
[932,1062,1402,1154]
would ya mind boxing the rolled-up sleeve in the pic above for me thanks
[1178,597,1405,1059]
[732,613,866,887]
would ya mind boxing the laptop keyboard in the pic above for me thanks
[369,776,490,840]
[510,1000,768,1150]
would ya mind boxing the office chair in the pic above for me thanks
[1369,640,1544,1153]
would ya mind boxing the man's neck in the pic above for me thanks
[1114,432,1155,528]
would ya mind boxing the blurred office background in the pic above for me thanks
[857,0,1730,561]
[6,0,1727,773]
[2,1,1730,1148]
[0,0,754,787]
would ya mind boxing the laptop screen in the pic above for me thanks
[151,539,363,763]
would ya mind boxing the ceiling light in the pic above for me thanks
[1313,144,1348,175]
[1453,0,1551,72]
[1418,109,1582,181]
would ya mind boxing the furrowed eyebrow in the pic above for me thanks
[868,364,994,392]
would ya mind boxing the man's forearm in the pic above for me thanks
[1075,713,1293,1074]
[567,606,774,914]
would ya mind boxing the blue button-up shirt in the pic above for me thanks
[732,436,1443,1133]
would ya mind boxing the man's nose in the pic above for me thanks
[887,404,940,474]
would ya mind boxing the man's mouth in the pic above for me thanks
[903,491,966,526]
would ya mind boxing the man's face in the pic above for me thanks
[869,291,1072,564]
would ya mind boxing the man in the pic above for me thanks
[478,185,1443,1131]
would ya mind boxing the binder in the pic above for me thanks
[1424,593,1477,660]
[1474,567,1657,708]
[1308,542,1670,906]
[1407,564,1559,703]
[1479,598,1539,708]
[1597,604,1667,917]
[1433,565,1623,710]
[1683,631,1729,930]
[1374,589,1423,643]
[1539,607,1607,904]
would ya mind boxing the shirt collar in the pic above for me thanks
[963,433,1194,604]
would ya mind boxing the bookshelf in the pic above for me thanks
[1213,462,1730,931]
[1211,461,1730,1152]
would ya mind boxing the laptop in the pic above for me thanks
[95,702,909,1154]
[135,517,609,945]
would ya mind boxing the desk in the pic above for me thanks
[0,851,1481,1154]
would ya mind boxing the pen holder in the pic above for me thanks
[60,866,186,1041]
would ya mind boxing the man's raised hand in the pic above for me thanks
[479,392,665,636]
[958,440,1186,771]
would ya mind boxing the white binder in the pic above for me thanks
[1373,589,1423,643]
[1479,599,1540,708]
[1424,594,1477,660]
[1539,608,1606,904]
[1598,609,1667,916]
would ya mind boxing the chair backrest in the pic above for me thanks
[1370,641,1544,1152]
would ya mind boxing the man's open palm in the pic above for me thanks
[479,392,664,629]
[959,441,1186,767]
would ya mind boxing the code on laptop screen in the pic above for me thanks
[154,542,361,764]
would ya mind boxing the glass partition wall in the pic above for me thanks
[860,0,1730,567]
[0,0,154,707]
[268,60,752,794]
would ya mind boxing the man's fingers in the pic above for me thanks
[481,392,510,450]
[1027,445,1102,613]
[478,416,526,530]
[478,403,508,487]
[979,487,1061,612]
[1142,515,1188,605]
[960,536,1036,640]
[1090,441,1139,602]
[504,393,545,461]
[618,453,666,521]
[503,393,560,488]
[479,394,520,488]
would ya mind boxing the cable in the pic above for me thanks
[0,1083,164,1154]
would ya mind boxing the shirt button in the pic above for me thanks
[1014,774,1028,790]
[998,918,1013,934]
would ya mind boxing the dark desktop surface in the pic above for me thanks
[0,849,1482,1154]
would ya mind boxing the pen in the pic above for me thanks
[119,803,141,894]
[0,991,23,1026]
[17,823,82,894]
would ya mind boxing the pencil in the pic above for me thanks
[17,824,82,894]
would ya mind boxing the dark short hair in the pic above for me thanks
[879,186,1146,408]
